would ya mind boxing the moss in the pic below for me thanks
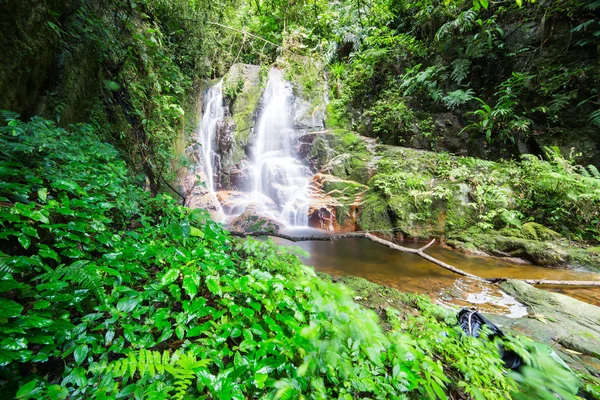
[358,192,394,233]
[334,204,351,227]
[449,231,600,271]
[231,86,262,146]
[328,154,372,184]
[521,222,562,241]
[322,179,366,200]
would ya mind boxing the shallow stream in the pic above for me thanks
[272,228,600,317]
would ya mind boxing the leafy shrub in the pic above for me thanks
[363,95,416,144]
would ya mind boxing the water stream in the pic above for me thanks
[272,229,600,316]
[195,79,225,219]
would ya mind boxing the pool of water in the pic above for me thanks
[271,229,600,316]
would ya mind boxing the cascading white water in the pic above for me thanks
[196,80,225,218]
[250,69,312,226]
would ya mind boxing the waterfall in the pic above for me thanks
[190,69,312,228]
[196,80,225,218]
[250,69,311,226]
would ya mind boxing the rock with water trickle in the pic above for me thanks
[185,174,221,211]
[216,118,235,155]
[217,63,263,188]
[228,160,253,192]
[292,96,325,137]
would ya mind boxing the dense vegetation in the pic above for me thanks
[1,113,598,400]
[1,0,600,398]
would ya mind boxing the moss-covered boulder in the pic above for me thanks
[231,210,282,234]
[448,231,600,271]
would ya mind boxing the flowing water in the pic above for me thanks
[196,69,312,226]
[250,69,312,226]
[272,229,600,316]
[195,80,225,218]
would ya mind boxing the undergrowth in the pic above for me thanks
[0,113,598,399]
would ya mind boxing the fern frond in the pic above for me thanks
[100,350,211,400]
[548,94,571,114]
[41,261,107,304]
[450,59,471,84]
[577,165,591,178]
[588,165,600,179]
[436,10,477,40]
[589,109,600,128]
[0,253,14,276]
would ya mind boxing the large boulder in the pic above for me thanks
[488,280,600,376]
[230,210,283,234]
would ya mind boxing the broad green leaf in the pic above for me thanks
[116,297,140,313]
[15,380,37,399]
[183,276,198,298]
[74,345,88,366]
[160,268,180,286]
[18,234,30,250]
[0,299,23,319]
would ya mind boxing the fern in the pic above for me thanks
[435,10,477,41]
[0,253,14,276]
[577,165,591,178]
[99,349,211,400]
[450,59,471,84]
[41,261,107,304]
[588,165,600,179]
[442,89,475,109]
[589,109,600,128]
[548,94,572,114]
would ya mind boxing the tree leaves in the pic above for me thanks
[0,299,23,319]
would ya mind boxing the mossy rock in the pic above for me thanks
[224,64,262,147]
[358,192,394,233]
[322,179,367,201]
[231,211,282,234]
[520,222,562,241]
[326,153,373,185]
[494,280,600,373]
[450,231,600,271]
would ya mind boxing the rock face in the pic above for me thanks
[308,173,366,231]
[218,64,264,191]
[489,280,600,376]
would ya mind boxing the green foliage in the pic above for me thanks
[364,143,600,241]
[2,114,587,399]
[442,88,475,109]
[363,92,416,144]
[462,73,534,143]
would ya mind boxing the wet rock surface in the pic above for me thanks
[488,280,600,376]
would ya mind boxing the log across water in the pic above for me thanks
[231,231,600,288]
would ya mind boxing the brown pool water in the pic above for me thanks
[272,234,600,314]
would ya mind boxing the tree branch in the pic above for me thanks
[230,231,600,287]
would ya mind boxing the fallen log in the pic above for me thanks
[230,231,600,287]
